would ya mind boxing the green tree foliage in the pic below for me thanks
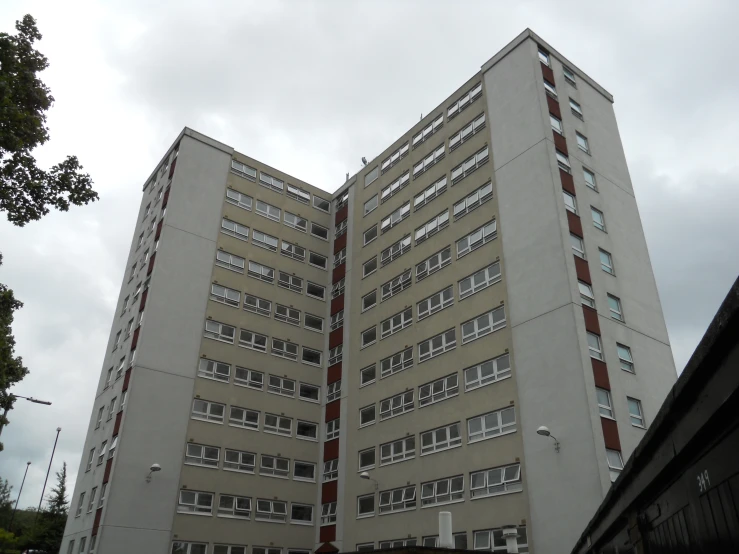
[0,476,13,526]
[21,463,68,552]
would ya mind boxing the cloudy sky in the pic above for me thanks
[1,0,738,511]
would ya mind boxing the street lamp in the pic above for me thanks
[0,394,53,437]
[8,461,31,532]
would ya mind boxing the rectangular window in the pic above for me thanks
[421,476,464,506]
[281,240,306,262]
[459,261,501,299]
[364,194,378,216]
[96,406,104,428]
[360,404,376,427]
[414,175,447,211]
[321,502,337,525]
[587,332,603,360]
[333,248,346,268]
[381,269,411,301]
[579,281,596,308]
[291,503,314,524]
[254,548,282,554]
[172,542,208,554]
[328,344,343,366]
[259,172,284,193]
[87,487,97,513]
[449,112,486,151]
[380,347,413,378]
[596,388,614,418]
[461,306,506,344]
[215,545,248,554]
[260,454,290,478]
[324,458,339,481]
[412,114,444,148]
[359,447,376,471]
[457,220,497,258]
[419,328,456,362]
[380,390,414,420]
[76,492,85,517]
[577,132,590,154]
[556,149,571,173]
[451,145,489,184]
[583,167,597,190]
[453,181,493,221]
[379,485,416,513]
[563,65,577,85]
[448,82,482,119]
[97,441,107,465]
[417,286,453,320]
[419,373,458,407]
[210,284,240,308]
[357,494,375,518]
[570,98,584,119]
[221,218,249,241]
[304,313,324,332]
[380,437,415,466]
[278,271,302,293]
[296,420,318,441]
[231,160,257,180]
[467,406,516,443]
[224,449,256,473]
[198,357,230,382]
[599,249,614,274]
[204,320,235,343]
[550,113,563,135]
[264,414,293,437]
[608,294,624,322]
[268,375,296,397]
[306,281,325,300]
[286,183,310,204]
[284,211,308,232]
[544,78,557,98]
[313,195,330,213]
[253,229,279,252]
[415,209,449,244]
[218,494,252,519]
[360,364,376,386]
[192,399,225,423]
[86,447,95,471]
[361,326,377,348]
[256,499,288,522]
[470,463,522,499]
[423,534,467,549]
[413,144,445,177]
[275,304,301,326]
[331,278,345,299]
[311,222,329,241]
[326,380,341,402]
[627,397,646,427]
[330,310,344,329]
[617,343,634,373]
[563,190,578,214]
[185,443,219,467]
[255,199,281,221]
[380,307,412,339]
[335,219,347,238]
[591,207,606,231]
[381,142,409,173]
[538,48,550,65]
[380,201,411,234]
[238,329,268,353]
[379,540,417,549]
[363,224,378,245]
[215,251,245,273]
[272,338,299,360]
[381,171,410,203]
[326,418,340,440]
[380,235,411,266]
[421,422,462,455]
[244,293,272,317]
[299,382,320,402]
[416,249,452,286]
[570,233,586,259]
[306,252,326,271]
[335,191,349,211]
[365,166,379,187]
[362,256,377,278]
[177,490,213,515]
[606,449,624,482]
[247,260,275,282]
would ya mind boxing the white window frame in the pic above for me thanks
[599,249,614,274]
[327,380,341,402]
[360,364,376,387]
[617,343,634,373]
[247,260,274,282]
[550,113,564,135]
[255,199,281,221]
[281,240,306,262]
[191,399,225,423]
[224,449,256,473]
[421,422,462,455]
[268,375,296,397]
[380,201,411,234]
[461,306,506,344]
[299,382,320,402]
[260,454,290,478]
[419,373,459,407]
[447,82,482,119]
[380,437,415,466]
[304,313,324,333]
[363,224,378,245]
[290,502,314,525]
[328,344,343,366]
[278,271,303,293]
[412,114,444,148]
[587,332,604,360]
[313,195,331,213]
[359,447,376,471]
[198,358,231,382]
[362,256,377,278]
[215,250,245,273]
[323,458,339,481]
[464,354,512,391]
[606,449,624,482]
[231,160,257,180]
[234,367,264,389]
[259,172,284,193]
[284,211,308,232]
[296,420,318,441]
[380,347,413,378]
[579,281,596,308]
[244,293,272,317]
[381,142,409,174]
[253,229,279,252]
[331,278,345,298]
[417,286,454,320]
[459,261,501,299]
[627,397,646,428]
[364,166,379,187]
[286,183,310,204]
[608,294,624,322]
[379,390,414,421]
[414,175,447,211]
[418,329,456,363]
[264,414,293,437]
[310,222,329,241]
[177,490,213,515]
[335,219,348,238]
[380,307,412,339]
[204,320,235,343]
[357,494,375,518]
[255,499,288,522]
[570,233,586,259]
[381,269,412,301]
[591,206,606,231]
[470,463,522,499]
[556,150,571,173]
[544,78,557,98]
[238,328,268,353]
[413,144,445,177]
[306,281,325,300]
[360,404,376,427]
[334,248,347,267]
[271,338,299,361]
[381,171,410,203]
[456,220,497,258]
[577,132,590,154]
[210,284,240,308]
[326,418,340,440]
[467,406,517,443]
[453,180,493,220]
[364,194,379,216]
[379,485,416,514]
[221,218,249,241]
[570,97,584,119]
[415,209,449,244]
[380,235,411,266]
[275,304,301,326]
[420,475,464,507]
[218,494,252,520]
[330,310,344,330]
[449,112,486,150]
[563,190,578,214]
[596,387,614,419]
[450,145,489,184]
[584,167,597,190]
[184,443,219,467]
[321,502,337,525]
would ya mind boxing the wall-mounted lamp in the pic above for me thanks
[537,426,561,453]
[359,471,379,490]
[146,463,162,483]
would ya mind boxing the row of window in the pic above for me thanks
[172,542,310,554]
[356,525,528,552]
[596,388,646,428]
[74,482,108,518]
[577,280,625,322]
[177,489,316,525]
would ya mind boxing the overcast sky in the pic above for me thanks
[1,0,738,512]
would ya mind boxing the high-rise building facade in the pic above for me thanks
[61,30,676,554]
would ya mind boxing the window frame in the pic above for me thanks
[418,328,456,363]
[467,406,517,443]
[596,387,614,419]
[627,397,646,428]
[378,485,416,514]
[470,463,523,500]
[419,373,459,407]
[417,285,454,320]
[379,436,416,466]
[380,347,413,378]
[420,422,462,455]
[608,294,624,322]
[587,332,604,360]
[617,343,635,373]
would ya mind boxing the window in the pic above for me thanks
[357,494,375,517]
[272,338,299,360]
[96,406,104,428]
[221,218,249,241]
[359,447,376,470]
[224,449,256,473]
[562,65,576,85]
[598,250,615,275]
[543,78,557,98]
[296,421,318,441]
[417,286,453,320]
[291,503,314,524]
[447,82,482,119]
[210,284,240,308]
[311,222,329,240]
[381,142,409,173]
[627,397,646,427]
[462,306,506,344]
[575,133,590,154]
[414,175,447,211]
[197,358,231,385]
[330,310,344,330]
[449,112,486,150]
[421,476,464,506]
[263,413,292,436]
[97,483,107,508]
[421,422,462,454]
[253,229,279,252]
[256,499,287,522]
[281,240,306,262]
[260,454,290,477]
[215,250,245,273]
[380,390,414,420]
[579,281,595,308]
[381,269,411,300]
[474,527,529,552]
[259,172,284,193]
[379,485,416,513]
[538,48,550,65]
[328,344,343,366]
[363,224,378,245]
[587,332,603,360]
[253,548,282,554]
[570,98,584,119]
[107,397,117,420]
[457,220,497,258]
[608,294,624,322]
[326,418,340,440]
[415,210,449,244]
[218,495,251,519]
[380,307,412,339]
[550,113,563,135]
[278,271,302,293]
[596,388,614,418]
[75,492,85,517]
[255,199,281,221]
[286,183,310,204]
[381,171,410,203]
[299,382,320,402]
[556,149,571,173]
[284,211,308,232]
[185,443,219,467]
[617,344,634,373]
[606,449,624,482]
[87,487,97,512]
[380,347,413,378]
[459,261,501,299]
[423,534,467,549]
[192,399,225,423]
[78,538,86,553]
[591,207,606,231]
[380,234,411,266]
[306,281,325,300]
[275,304,301,326]
[231,160,257,180]
[471,467,522,501]
[563,191,578,214]
[413,114,444,148]
[362,257,377,278]
[247,260,274,282]
[113,330,121,351]
[331,278,345,298]
[416,247,451,282]
[335,219,348,238]
[204,320,235,343]
[451,145,489,184]
[304,313,324,332]
[453,181,493,221]
[268,375,296,397]
[86,448,95,471]
[327,380,341,402]
[379,540,417,549]
[244,293,271,317]
[177,490,213,515]
[238,329,268,352]
[121,296,129,315]
[570,233,586,259]
[580,168,598,192]
[226,188,253,210]
[413,144,445,177]
[419,328,456,362]
[380,201,410,233]
[365,166,379,187]
[324,459,339,481]
[420,373,458,406]
[321,502,337,525]
[364,195,378,215]
[228,405,259,430]
[171,542,207,554]
[467,406,516,443]
[360,405,376,427]
[360,364,376,386]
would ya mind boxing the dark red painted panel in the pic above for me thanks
[541,63,555,84]
[168,159,177,179]
[583,306,601,335]
[329,328,343,350]
[330,294,344,316]
[592,358,611,390]
[560,168,576,195]
[322,480,337,503]
[154,219,163,241]
[335,205,348,225]
[320,526,337,544]
[139,289,148,312]
[315,542,338,554]
[333,232,347,255]
[553,132,568,155]
[162,187,170,209]
[122,368,132,392]
[567,210,583,238]
[601,418,622,451]
[131,327,141,350]
[102,458,113,484]
[547,95,561,119]
[147,253,156,275]
[325,401,340,423]
[575,256,592,285]
[92,508,102,535]
[327,363,342,385]
[332,263,345,284]
[324,439,339,461]
[113,411,123,436]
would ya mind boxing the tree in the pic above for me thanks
[0,476,12,527]
[27,462,67,552]
[0,15,98,226]
[45,462,68,517]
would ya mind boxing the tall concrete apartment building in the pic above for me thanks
[61,30,676,554]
